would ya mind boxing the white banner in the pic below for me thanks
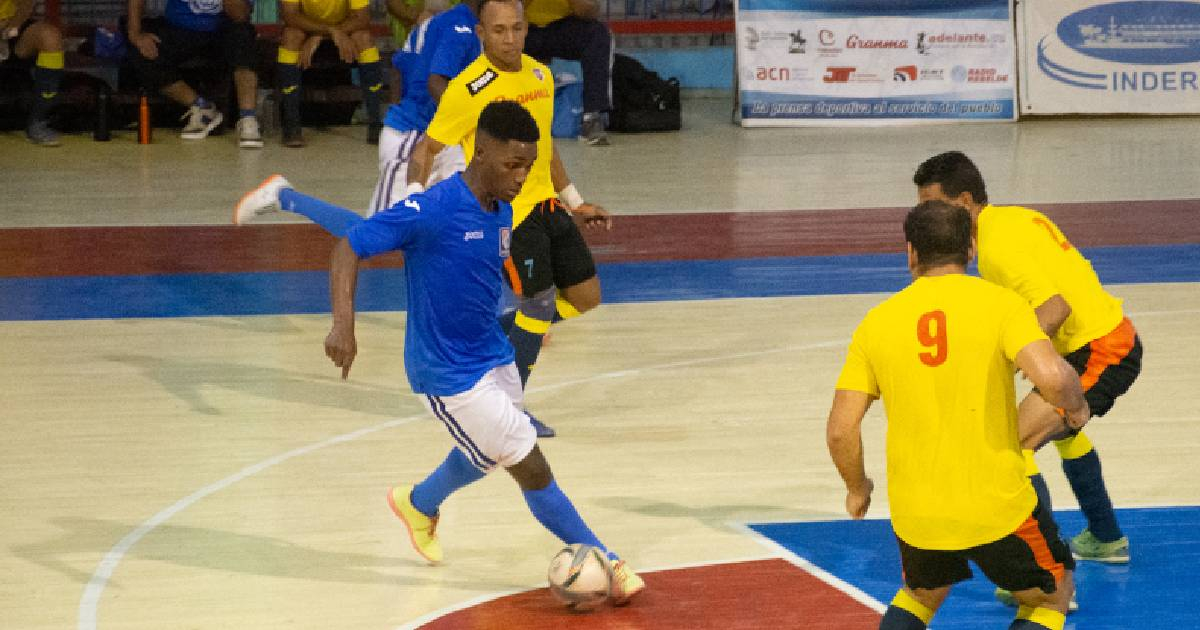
[1020,0,1200,113]
[736,0,1017,126]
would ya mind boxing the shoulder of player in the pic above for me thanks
[453,57,500,96]
[523,55,554,81]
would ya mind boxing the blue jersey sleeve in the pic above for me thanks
[428,30,480,79]
[347,195,432,258]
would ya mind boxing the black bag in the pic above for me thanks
[609,53,681,133]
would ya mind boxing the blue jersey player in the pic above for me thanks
[234,101,645,605]
[370,0,482,213]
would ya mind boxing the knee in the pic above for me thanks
[35,22,64,52]
[279,27,306,51]
[351,29,374,50]
[565,284,600,314]
[519,288,558,321]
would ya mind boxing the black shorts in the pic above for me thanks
[503,198,597,298]
[131,20,257,92]
[1063,318,1142,417]
[897,501,1075,593]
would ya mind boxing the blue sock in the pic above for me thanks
[194,96,211,109]
[239,108,256,119]
[410,449,486,517]
[278,188,366,238]
[1062,450,1123,541]
[1029,473,1053,513]
[880,606,927,629]
[523,480,611,557]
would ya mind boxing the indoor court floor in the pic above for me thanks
[1,97,1198,629]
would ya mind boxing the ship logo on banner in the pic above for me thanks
[1039,1,1200,90]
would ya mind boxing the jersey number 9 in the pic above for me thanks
[917,310,948,367]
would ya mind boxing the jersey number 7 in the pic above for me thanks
[917,310,948,367]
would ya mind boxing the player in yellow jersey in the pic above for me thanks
[1,0,63,145]
[405,0,612,437]
[828,201,1089,630]
[277,0,386,146]
[914,151,1142,568]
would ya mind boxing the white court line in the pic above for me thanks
[394,554,779,630]
[77,339,845,630]
[730,521,889,615]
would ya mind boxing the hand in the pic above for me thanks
[131,32,161,60]
[300,34,324,69]
[571,202,612,230]
[330,28,358,64]
[1062,401,1091,432]
[324,323,358,379]
[845,477,874,519]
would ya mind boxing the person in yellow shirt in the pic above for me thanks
[1,0,64,145]
[523,0,611,145]
[277,0,387,146]
[828,200,1089,630]
[914,151,1142,568]
[405,0,612,438]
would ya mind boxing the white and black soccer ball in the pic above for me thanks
[547,543,611,612]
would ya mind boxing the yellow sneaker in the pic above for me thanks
[608,559,645,605]
[387,485,442,564]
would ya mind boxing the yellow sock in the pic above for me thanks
[555,295,581,320]
[1017,604,1065,630]
[515,311,552,334]
[1054,431,1094,460]
[36,50,65,70]
[891,589,934,625]
[277,48,300,64]
[357,47,381,64]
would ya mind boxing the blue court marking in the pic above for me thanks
[751,507,1200,629]
[1,244,1197,321]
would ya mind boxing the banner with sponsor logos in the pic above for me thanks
[1020,0,1200,113]
[736,0,1017,126]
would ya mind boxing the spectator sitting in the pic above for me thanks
[126,0,263,148]
[277,0,386,147]
[1,0,65,146]
[523,0,611,146]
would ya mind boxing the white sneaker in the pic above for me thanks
[234,174,291,225]
[237,116,263,149]
[180,103,223,140]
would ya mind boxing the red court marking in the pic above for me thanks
[418,558,880,629]
[2,199,1198,277]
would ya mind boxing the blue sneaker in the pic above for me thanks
[527,412,556,438]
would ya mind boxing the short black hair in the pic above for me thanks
[904,200,972,268]
[477,100,539,144]
[913,151,988,206]
[478,0,520,19]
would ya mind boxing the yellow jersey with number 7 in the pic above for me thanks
[835,273,1046,550]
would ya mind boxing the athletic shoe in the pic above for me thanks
[608,559,645,605]
[180,103,223,140]
[526,411,556,438]
[387,484,443,563]
[237,116,263,149]
[580,113,609,146]
[367,122,382,145]
[233,174,291,225]
[282,123,305,148]
[26,118,61,146]
[1070,530,1129,563]
[995,587,1079,613]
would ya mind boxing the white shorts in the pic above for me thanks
[418,363,536,472]
[370,127,467,214]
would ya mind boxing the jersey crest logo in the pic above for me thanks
[532,68,545,82]
[499,227,511,258]
[467,69,498,95]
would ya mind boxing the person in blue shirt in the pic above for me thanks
[126,0,263,147]
[233,100,645,604]
[370,0,481,214]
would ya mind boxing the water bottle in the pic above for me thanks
[138,90,152,144]
[93,86,112,141]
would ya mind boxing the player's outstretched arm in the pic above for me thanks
[550,145,611,230]
[326,238,362,379]
[1015,338,1090,436]
[826,389,876,519]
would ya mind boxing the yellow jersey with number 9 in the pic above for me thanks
[836,273,1046,550]
[978,204,1125,355]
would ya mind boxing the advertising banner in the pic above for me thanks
[1020,0,1200,113]
[736,0,1017,126]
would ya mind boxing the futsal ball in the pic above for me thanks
[547,543,612,611]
